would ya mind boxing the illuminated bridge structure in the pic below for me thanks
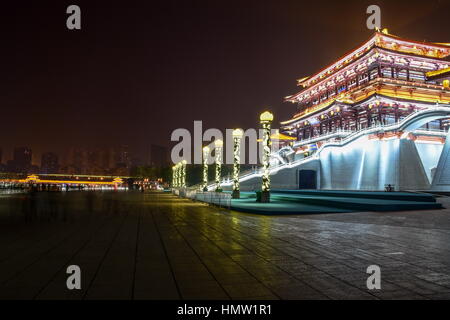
[0,174,126,187]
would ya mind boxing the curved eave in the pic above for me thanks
[286,46,450,104]
[285,46,376,103]
[427,67,450,79]
[281,99,342,125]
[296,76,310,86]
[281,87,450,126]
[290,32,450,96]
[299,34,377,89]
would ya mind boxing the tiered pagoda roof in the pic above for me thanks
[282,30,450,127]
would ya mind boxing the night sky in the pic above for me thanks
[1,0,450,164]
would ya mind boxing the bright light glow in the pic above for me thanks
[232,128,244,138]
[260,111,274,123]
[215,139,223,147]
[18,174,124,186]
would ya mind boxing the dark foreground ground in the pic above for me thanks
[0,191,450,300]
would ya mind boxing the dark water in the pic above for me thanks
[0,190,141,225]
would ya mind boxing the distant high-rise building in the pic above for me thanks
[64,146,124,175]
[7,147,32,173]
[118,145,131,168]
[100,149,111,171]
[87,149,100,174]
[0,148,5,172]
[68,147,88,174]
[14,147,32,166]
[60,145,137,175]
[41,152,59,174]
[149,144,168,168]
[111,145,131,175]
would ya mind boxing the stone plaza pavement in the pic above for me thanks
[0,191,450,300]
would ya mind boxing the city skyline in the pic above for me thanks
[1,1,450,156]
[0,143,169,174]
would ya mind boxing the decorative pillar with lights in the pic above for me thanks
[175,163,180,188]
[172,165,176,188]
[177,163,181,188]
[214,139,223,192]
[232,129,244,199]
[260,111,274,203]
[202,146,209,191]
[181,160,187,188]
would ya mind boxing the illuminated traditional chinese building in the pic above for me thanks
[219,30,450,192]
[281,30,450,144]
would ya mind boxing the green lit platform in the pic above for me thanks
[271,190,437,202]
[229,190,442,215]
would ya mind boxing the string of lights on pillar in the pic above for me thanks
[260,111,274,203]
[181,160,187,188]
[172,165,177,188]
[176,162,181,188]
[232,129,243,199]
[202,146,209,191]
[214,139,223,192]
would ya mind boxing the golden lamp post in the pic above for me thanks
[232,129,244,199]
[260,111,273,203]
[214,139,223,192]
[202,146,209,191]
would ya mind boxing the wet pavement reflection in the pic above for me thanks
[0,190,131,224]
[0,191,450,300]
